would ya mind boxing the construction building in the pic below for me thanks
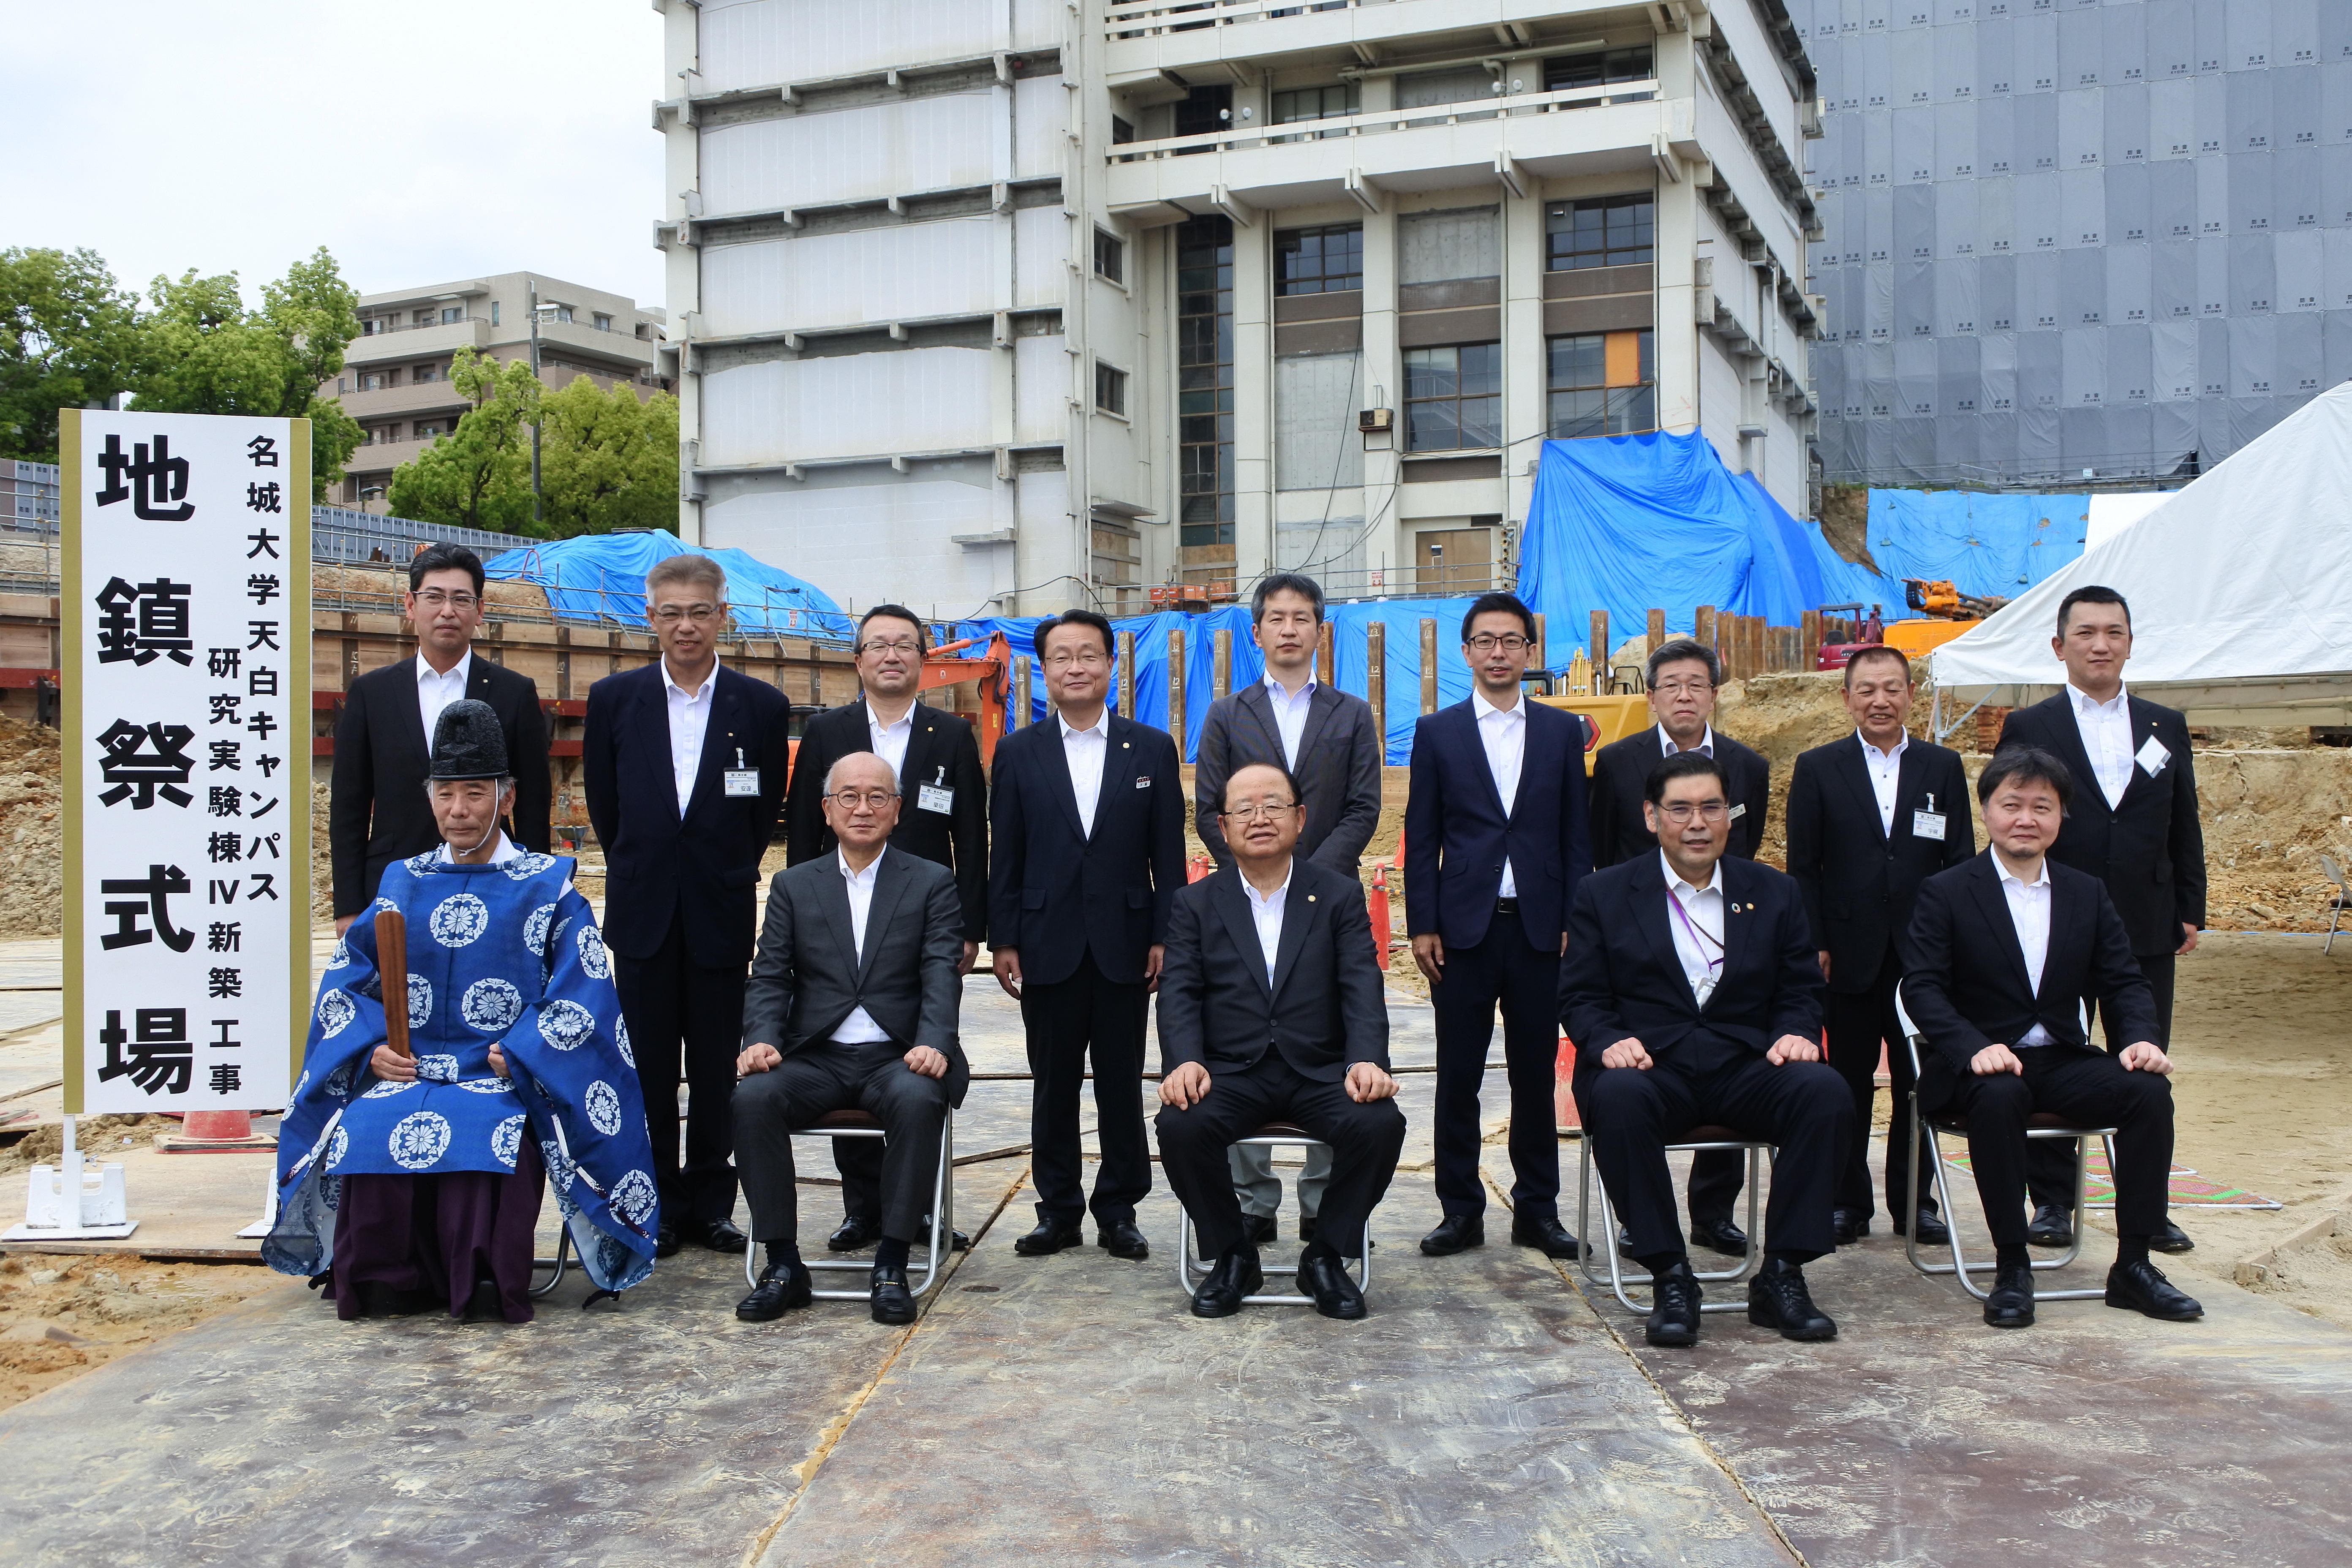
[329,272,675,512]
[654,0,1825,617]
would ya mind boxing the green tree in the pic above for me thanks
[0,247,148,464]
[131,246,365,499]
[538,374,679,538]
[385,346,540,534]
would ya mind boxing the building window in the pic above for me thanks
[440,306,463,325]
[1271,83,1358,138]
[1094,361,1129,416]
[1176,214,1235,547]
[1093,228,1125,283]
[413,363,440,384]
[1547,330,1656,439]
[555,305,574,324]
[357,372,386,392]
[1544,46,1655,101]
[1274,223,1363,295]
[1112,115,1136,144]
[593,313,613,332]
[491,301,501,327]
[413,420,448,441]
[1404,343,1502,452]
[1546,193,1655,270]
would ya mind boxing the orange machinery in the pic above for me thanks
[915,629,1016,763]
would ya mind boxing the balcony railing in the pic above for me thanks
[1107,0,1370,38]
[358,315,487,336]
[1110,79,1663,162]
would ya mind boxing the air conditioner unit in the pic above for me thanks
[1357,408,1393,433]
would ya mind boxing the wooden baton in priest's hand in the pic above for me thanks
[374,906,412,1060]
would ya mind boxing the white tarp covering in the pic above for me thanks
[1931,381,2352,727]
[2083,490,2175,551]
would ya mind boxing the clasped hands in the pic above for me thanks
[1970,1040,2171,1076]
[736,1041,948,1079]
[1159,1059,1399,1109]
[369,1041,511,1081]
[1598,1034,1821,1070]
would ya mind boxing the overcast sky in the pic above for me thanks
[1,0,669,310]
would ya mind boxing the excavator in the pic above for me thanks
[1903,577,2010,621]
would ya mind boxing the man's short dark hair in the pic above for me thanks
[1251,572,1326,623]
[1644,749,1728,806]
[409,543,485,597]
[2057,584,2132,638]
[1459,591,1536,644]
[856,604,928,655]
[1841,644,1913,687]
[1036,607,1115,659]
[1220,758,1303,811]
[1645,637,1721,691]
[1977,746,2074,810]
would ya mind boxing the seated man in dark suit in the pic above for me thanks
[1899,746,2202,1329]
[1561,751,1850,1348]
[1155,762,1406,1320]
[732,752,969,1326]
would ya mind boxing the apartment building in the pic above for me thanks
[656,0,1822,616]
[329,272,675,511]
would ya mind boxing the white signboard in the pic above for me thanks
[62,410,311,1115]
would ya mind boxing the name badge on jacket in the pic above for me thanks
[2135,735,2171,777]
[917,784,953,814]
[1911,809,1947,841]
[724,770,760,798]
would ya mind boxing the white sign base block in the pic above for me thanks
[3,1220,139,1243]
[234,1165,279,1240]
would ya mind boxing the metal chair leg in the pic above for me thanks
[531,1224,572,1298]
[1174,1133,1366,1307]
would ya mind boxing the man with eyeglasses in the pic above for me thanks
[1156,762,1405,1320]
[1587,637,1772,1259]
[1192,572,1383,1248]
[988,608,1185,1262]
[585,553,793,1260]
[785,604,988,1253]
[1404,591,1591,1261]
[1562,750,1848,1348]
[331,542,551,931]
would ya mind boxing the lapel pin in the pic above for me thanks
[1122,741,1130,749]
[1307,894,1316,902]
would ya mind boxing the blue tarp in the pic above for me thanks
[482,529,850,639]
[1857,490,2089,606]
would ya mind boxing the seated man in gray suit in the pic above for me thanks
[733,751,969,1326]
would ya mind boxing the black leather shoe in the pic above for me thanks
[2027,1203,2074,1248]
[735,1262,813,1322]
[1645,1260,1703,1348]
[1241,1214,1278,1247]
[1893,1208,1951,1245]
[1298,1214,1317,1245]
[1098,1219,1151,1260]
[1013,1218,1085,1256]
[2150,1220,2195,1254]
[1190,1247,1262,1318]
[1511,1215,1580,1258]
[463,1276,502,1323]
[1617,1226,1636,1260]
[1419,1214,1485,1256]
[654,1225,683,1260]
[828,1214,882,1252]
[1746,1258,1838,1341]
[2106,1258,2204,1321]
[701,1218,750,1254]
[1984,1263,2036,1328]
[870,1264,917,1326]
[1689,1216,1750,1258]
[1299,1251,1367,1320]
[357,1282,430,1318]
[1831,1208,1870,1245]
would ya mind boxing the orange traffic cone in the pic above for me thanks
[156,1107,277,1153]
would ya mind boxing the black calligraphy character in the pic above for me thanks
[99,864,195,951]
[207,967,242,1000]
[210,1019,240,1049]
[246,619,281,652]
[245,574,280,606]
[94,577,195,667]
[95,719,196,809]
[206,648,241,679]
[247,525,283,557]
[247,831,281,861]
[207,739,241,772]
[206,787,243,819]
[245,486,283,518]
[244,709,278,742]
[206,832,242,864]
[246,873,279,901]
[246,666,278,698]
[93,433,194,522]
[246,435,278,468]
[255,753,282,779]
[207,922,242,953]
[208,694,241,726]
[95,1009,193,1096]
[207,1063,242,1096]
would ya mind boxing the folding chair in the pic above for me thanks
[742,1108,955,1301]
[1176,1123,1371,1307]
[531,1229,571,1298]
[2322,852,2349,956]
[1575,1124,1768,1313]
[1895,988,2116,1302]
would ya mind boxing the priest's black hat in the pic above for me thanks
[428,699,509,780]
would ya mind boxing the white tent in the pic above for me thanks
[1930,381,2352,727]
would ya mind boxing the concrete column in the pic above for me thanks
[1653,28,1702,438]
[1503,180,1547,528]
[1359,197,1403,574]
[1232,210,1274,588]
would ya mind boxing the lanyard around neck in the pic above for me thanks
[1667,887,1724,973]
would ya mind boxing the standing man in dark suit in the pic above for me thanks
[584,553,793,1259]
[329,543,550,932]
[1193,572,1383,1247]
[988,608,1186,1261]
[1586,637,1770,1257]
[1786,645,1973,1247]
[784,604,987,1252]
[732,752,969,1326]
[1561,751,1848,1348]
[1157,761,1405,1320]
[1900,748,2203,1328]
[1995,585,2205,1254]
[1404,591,1590,1260]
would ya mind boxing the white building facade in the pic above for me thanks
[657,0,1824,618]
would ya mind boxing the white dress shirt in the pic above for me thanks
[1060,709,1111,838]
[1996,856,2057,1046]
[2068,682,2134,810]
[436,831,573,896]
[416,651,472,745]
[867,700,914,781]
[1660,851,1727,1007]
[1656,721,1715,757]
[662,660,717,817]
[830,847,892,1045]
[1858,729,1908,836]
[1475,689,1527,898]
[1262,673,1317,769]
[1241,863,1291,986]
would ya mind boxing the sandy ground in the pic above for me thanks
[0,1253,292,1412]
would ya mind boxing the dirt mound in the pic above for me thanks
[0,712,61,936]
[0,1253,285,1413]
